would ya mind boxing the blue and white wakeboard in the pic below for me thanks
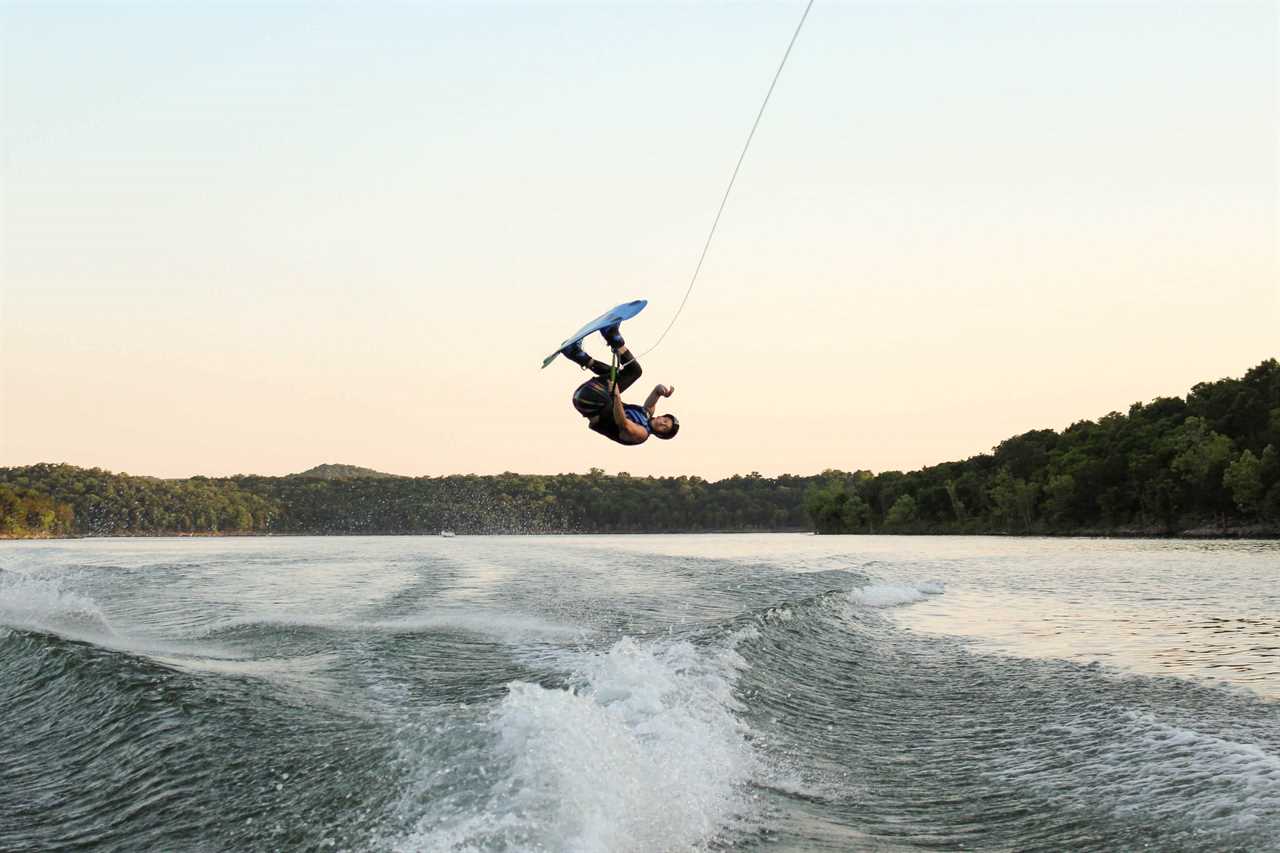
[541,299,647,368]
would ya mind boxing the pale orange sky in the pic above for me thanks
[2,2,1277,480]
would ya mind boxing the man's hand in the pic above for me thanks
[643,383,674,416]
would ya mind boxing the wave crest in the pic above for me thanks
[397,636,758,851]
[848,581,946,608]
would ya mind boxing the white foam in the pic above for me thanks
[1003,708,1280,834]
[397,636,758,852]
[209,609,581,643]
[0,572,258,669]
[848,581,945,608]
[1112,712,1280,824]
[369,611,582,642]
[0,572,114,636]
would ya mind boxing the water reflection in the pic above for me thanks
[896,586,1280,698]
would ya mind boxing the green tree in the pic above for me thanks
[1260,445,1280,493]
[1171,417,1234,483]
[884,494,918,530]
[839,493,871,531]
[943,479,967,524]
[989,467,1037,531]
[1042,473,1076,527]
[1170,416,1235,519]
[804,478,850,534]
[1223,450,1264,516]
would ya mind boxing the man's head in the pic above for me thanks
[651,414,680,440]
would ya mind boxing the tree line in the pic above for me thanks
[0,466,278,537]
[2,359,1276,538]
[805,359,1280,535]
[0,465,815,537]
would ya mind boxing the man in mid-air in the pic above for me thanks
[561,324,679,445]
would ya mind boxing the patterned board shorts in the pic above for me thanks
[572,378,611,418]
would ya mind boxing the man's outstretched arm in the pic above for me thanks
[643,384,675,416]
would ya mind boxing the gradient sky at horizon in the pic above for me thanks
[2,0,1276,480]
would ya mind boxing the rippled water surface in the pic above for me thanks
[1,535,1277,851]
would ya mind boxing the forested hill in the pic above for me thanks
[806,358,1279,535]
[1,359,1276,538]
[293,464,397,480]
[0,465,815,537]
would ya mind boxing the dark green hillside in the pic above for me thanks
[0,466,814,537]
[292,464,398,480]
[806,359,1280,535]
[0,464,276,537]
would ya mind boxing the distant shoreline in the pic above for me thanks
[4,360,1277,541]
[4,527,1276,542]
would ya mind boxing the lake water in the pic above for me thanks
[2,535,1277,851]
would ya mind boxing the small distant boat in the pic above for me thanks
[440,530,455,538]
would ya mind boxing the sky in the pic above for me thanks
[2,0,1276,481]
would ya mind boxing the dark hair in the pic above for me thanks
[654,414,679,439]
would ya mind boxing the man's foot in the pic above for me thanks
[600,323,625,350]
[561,341,592,367]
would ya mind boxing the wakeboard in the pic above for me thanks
[541,299,647,368]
